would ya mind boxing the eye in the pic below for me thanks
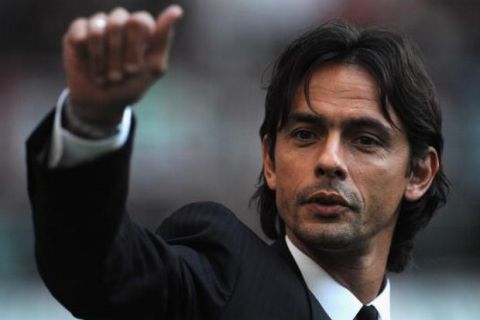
[353,135,382,147]
[292,129,317,141]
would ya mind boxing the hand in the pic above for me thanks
[63,5,183,126]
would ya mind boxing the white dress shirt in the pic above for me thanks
[50,91,391,320]
[286,236,390,320]
[48,89,132,168]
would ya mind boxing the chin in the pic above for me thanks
[293,223,364,252]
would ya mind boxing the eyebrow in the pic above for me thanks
[285,112,327,128]
[285,112,394,139]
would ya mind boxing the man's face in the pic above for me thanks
[263,64,413,255]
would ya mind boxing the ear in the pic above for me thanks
[404,147,440,201]
[262,136,277,190]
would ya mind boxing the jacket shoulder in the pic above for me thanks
[157,201,252,241]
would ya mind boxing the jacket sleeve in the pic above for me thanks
[26,111,242,320]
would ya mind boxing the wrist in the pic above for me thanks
[63,98,123,140]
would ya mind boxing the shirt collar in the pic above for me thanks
[285,236,390,320]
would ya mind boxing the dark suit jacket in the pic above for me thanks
[27,111,331,319]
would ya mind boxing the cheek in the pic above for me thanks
[274,163,299,206]
[273,151,311,216]
[351,156,409,215]
[274,178,297,227]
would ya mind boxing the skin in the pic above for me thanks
[63,5,183,126]
[262,64,439,303]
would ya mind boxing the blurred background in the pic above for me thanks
[0,0,479,319]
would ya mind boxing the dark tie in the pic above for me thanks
[355,305,379,320]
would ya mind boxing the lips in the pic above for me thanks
[302,191,351,216]
[306,191,350,206]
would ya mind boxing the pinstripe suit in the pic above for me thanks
[27,111,330,319]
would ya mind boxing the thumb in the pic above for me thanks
[147,5,183,74]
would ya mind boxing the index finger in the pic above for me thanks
[147,5,184,74]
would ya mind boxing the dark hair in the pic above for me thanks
[251,22,450,273]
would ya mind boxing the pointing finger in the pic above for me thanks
[147,5,183,75]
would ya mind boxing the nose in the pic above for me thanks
[314,133,347,180]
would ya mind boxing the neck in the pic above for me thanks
[287,230,392,304]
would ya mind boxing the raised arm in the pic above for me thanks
[26,6,196,319]
[63,5,183,135]
[27,6,247,319]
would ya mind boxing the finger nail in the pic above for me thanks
[92,18,107,30]
[169,5,184,19]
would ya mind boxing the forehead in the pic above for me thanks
[291,63,401,129]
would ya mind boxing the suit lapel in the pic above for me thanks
[270,239,331,320]
[308,290,332,320]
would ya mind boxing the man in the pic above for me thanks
[27,5,449,320]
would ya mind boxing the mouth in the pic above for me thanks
[302,191,352,217]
